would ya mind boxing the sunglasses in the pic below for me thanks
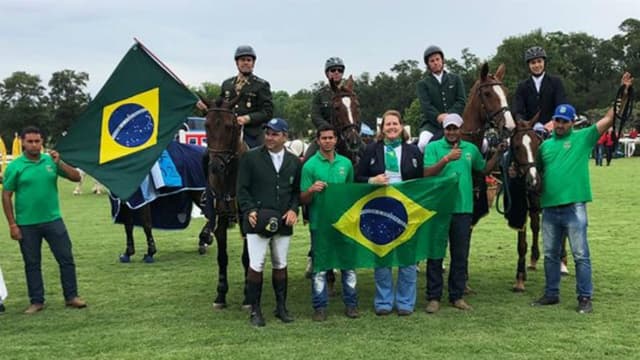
[328,67,344,74]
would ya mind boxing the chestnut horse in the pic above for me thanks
[330,76,362,165]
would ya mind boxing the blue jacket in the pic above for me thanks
[355,141,423,183]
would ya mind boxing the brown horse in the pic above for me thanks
[461,63,516,224]
[330,76,362,165]
[504,118,542,291]
[205,97,247,308]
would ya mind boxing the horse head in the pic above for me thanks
[331,75,362,156]
[204,97,246,215]
[510,118,542,193]
[462,63,515,150]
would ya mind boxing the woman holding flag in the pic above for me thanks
[356,110,423,316]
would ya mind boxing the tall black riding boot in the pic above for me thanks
[273,268,294,323]
[247,270,265,327]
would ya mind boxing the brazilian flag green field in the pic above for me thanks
[313,175,458,271]
[56,42,198,200]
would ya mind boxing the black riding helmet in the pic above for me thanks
[235,45,256,60]
[325,57,345,72]
[524,46,546,63]
[423,45,444,63]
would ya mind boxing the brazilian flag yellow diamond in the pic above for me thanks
[99,88,159,164]
[333,186,435,257]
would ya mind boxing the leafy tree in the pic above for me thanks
[0,71,49,148]
[47,69,90,145]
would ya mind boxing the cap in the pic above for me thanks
[264,118,289,133]
[552,104,576,122]
[442,114,463,128]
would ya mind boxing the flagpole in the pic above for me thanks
[133,38,206,105]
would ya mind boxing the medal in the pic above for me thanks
[246,101,252,108]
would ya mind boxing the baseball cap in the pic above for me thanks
[552,104,576,122]
[264,118,289,132]
[442,114,464,128]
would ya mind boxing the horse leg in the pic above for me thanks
[513,229,527,292]
[529,209,541,270]
[119,206,135,263]
[212,216,229,309]
[560,234,570,275]
[141,204,156,263]
[198,221,213,255]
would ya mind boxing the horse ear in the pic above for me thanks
[344,75,354,92]
[495,63,506,81]
[480,63,489,81]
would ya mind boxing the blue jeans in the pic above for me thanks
[374,265,417,312]
[311,270,358,309]
[542,203,592,299]
[595,144,604,166]
[19,219,79,304]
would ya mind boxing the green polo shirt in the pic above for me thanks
[3,154,66,225]
[301,151,353,230]
[424,139,485,214]
[538,125,600,208]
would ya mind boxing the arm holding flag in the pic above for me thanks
[49,150,81,182]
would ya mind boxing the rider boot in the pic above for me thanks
[247,269,265,327]
[273,268,294,323]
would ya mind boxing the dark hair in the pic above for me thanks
[316,124,337,139]
[20,126,42,139]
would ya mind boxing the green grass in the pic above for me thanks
[1,158,640,359]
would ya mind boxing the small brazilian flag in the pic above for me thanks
[313,175,458,271]
[56,42,198,199]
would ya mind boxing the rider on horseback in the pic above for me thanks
[417,45,466,152]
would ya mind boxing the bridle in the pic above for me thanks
[332,92,362,154]
[463,81,512,149]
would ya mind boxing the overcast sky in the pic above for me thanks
[1,0,638,96]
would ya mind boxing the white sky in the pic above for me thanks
[1,0,638,96]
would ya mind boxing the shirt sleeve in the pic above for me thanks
[2,162,18,192]
[423,144,439,167]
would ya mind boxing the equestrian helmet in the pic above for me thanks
[524,46,546,63]
[423,45,444,63]
[234,45,256,60]
[325,57,345,72]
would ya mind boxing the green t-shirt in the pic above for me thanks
[3,154,66,225]
[301,151,353,230]
[539,125,600,208]
[423,139,485,214]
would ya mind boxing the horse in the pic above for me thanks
[204,98,247,308]
[330,76,362,165]
[458,62,516,293]
[502,118,542,292]
[113,141,212,263]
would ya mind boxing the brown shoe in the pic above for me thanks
[344,307,359,319]
[65,297,87,309]
[452,299,473,311]
[425,300,440,314]
[24,303,44,314]
[312,308,327,322]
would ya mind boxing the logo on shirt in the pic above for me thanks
[465,152,472,161]
[563,141,571,150]
[339,167,346,177]
[46,165,54,173]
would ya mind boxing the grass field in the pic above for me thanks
[1,158,639,360]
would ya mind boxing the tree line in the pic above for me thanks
[2,18,639,148]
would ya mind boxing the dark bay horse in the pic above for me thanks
[330,76,362,165]
[114,142,211,263]
[503,118,542,291]
[205,98,247,308]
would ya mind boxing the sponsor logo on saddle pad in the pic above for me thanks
[99,88,159,164]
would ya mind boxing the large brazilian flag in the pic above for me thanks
[313,175,458,271]
[56,42,198,200]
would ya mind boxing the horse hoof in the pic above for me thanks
[527,265,537,271]
[143,254,155,263]
[198,244,208,255]
[512,286,525,293]
[212,302,226,310]
[119,254,131,263]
